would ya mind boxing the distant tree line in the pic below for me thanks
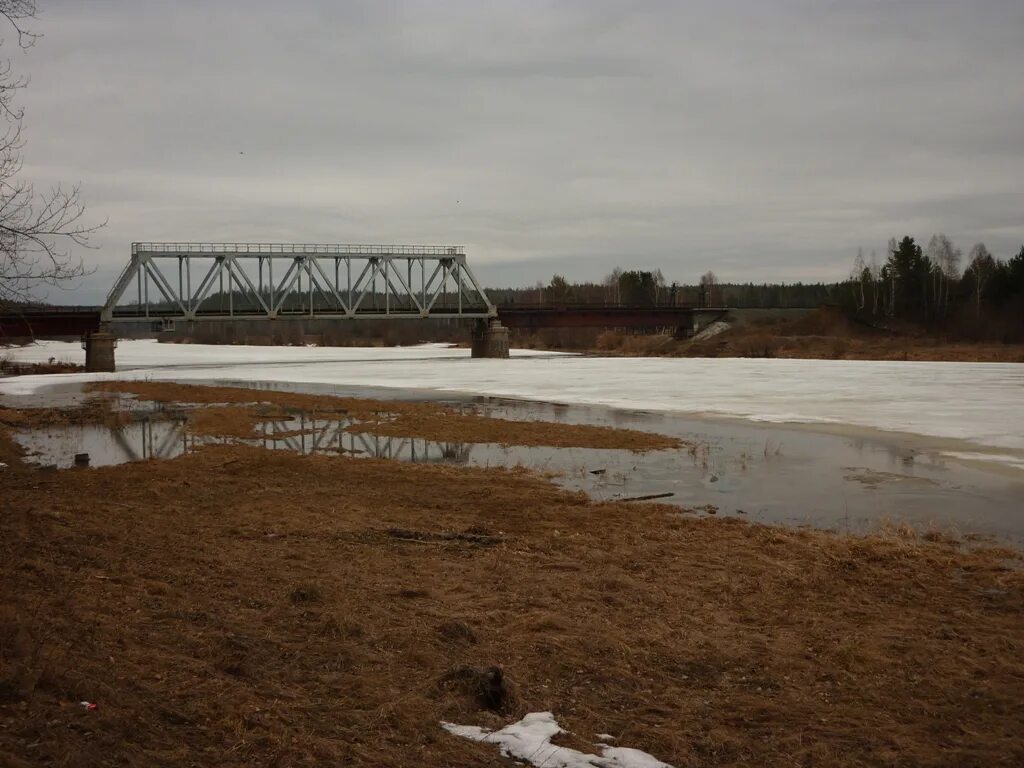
[78,233,1024,348]
[491,236,1024,342]
[844,236,1024,341]
[489,269,845,310]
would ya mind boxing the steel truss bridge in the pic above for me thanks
[0,241,728,369]
[101,242,496,323]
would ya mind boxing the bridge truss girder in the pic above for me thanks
[101,243,496,323]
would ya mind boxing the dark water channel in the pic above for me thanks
[8,381,1024,543]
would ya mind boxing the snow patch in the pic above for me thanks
[442,711,673,768]
[941,451,1024,471]
[691,320,730,341]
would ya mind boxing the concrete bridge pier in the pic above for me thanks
[83,331,117,372]
[471,318,510,359]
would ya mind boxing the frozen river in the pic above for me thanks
[4,340,1023,540]
[4,340,1023,468]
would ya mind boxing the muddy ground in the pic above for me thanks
[1,385,1022,767]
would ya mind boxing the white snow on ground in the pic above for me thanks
[691,320,730,341]
[0,340,557,369]
[442,712,673,768]
[3,340,1024,462]
[941,452,1024,471]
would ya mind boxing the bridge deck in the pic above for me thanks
[2,304,726,338]
[497,305,725,329]
[0,308,101,337]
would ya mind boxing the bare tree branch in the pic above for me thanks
[0,1,40,50]
[0,1,102,308]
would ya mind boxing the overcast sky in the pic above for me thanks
[14,0,1024,302]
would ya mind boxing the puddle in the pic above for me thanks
[14,412,476,469]
[251,414,475,463]
[8,385,1024,543]
[18,417,189,468]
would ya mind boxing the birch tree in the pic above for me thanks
[603,267,622,305]
[925,234,961,316]
[850,248,866,311]
[966,243,994,317]
[869,250,881,315]
[699,270,719,308]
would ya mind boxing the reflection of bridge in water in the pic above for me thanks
[250,415,473,463]
[16,412,474,468]
[116,414,474,466]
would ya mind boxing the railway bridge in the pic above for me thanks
[1,242,726,371]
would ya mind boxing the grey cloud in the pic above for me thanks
[12,0,1024,303]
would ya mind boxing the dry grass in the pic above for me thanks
[86,381,681,451]
[355,410,681,451]
[0,398,131,431]
[184,404,296,439]
[572,310,1024,362]
[596,329,1024,362]
[0,357,84,376]
[1,440,1022,767]
[0,424,22,466]
[88,380,393,415]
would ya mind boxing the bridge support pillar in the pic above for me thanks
[471,318,509,359]
[83,331,117,372]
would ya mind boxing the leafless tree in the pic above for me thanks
[0,1,100,307]
[699,270,718,308]
[885,237,898,315]
[868,250,881,315]
[603,267,622,305]
[850,247,866,311]
[925,234,961,315]
[652,268,665,304]
[966,243,994,318]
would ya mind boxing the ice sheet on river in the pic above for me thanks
[3,340,1023,460]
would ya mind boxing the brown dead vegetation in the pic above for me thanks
[1,443,1022,767]
[184,404,294,439]
[563,309,1024,362]
[0,423,21,466]
[0,397,130,431]
[682,328,1024,362]
[0,354,85,376]
[356,410,681,451]
[88,380,392,416]
[85,381,681,451]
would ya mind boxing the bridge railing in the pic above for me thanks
[132,243,465,257]
[496,301,703,310]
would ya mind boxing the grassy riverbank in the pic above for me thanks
[1,388,1022,766]
[0,393,1019,765]
[518,308,1024,362]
